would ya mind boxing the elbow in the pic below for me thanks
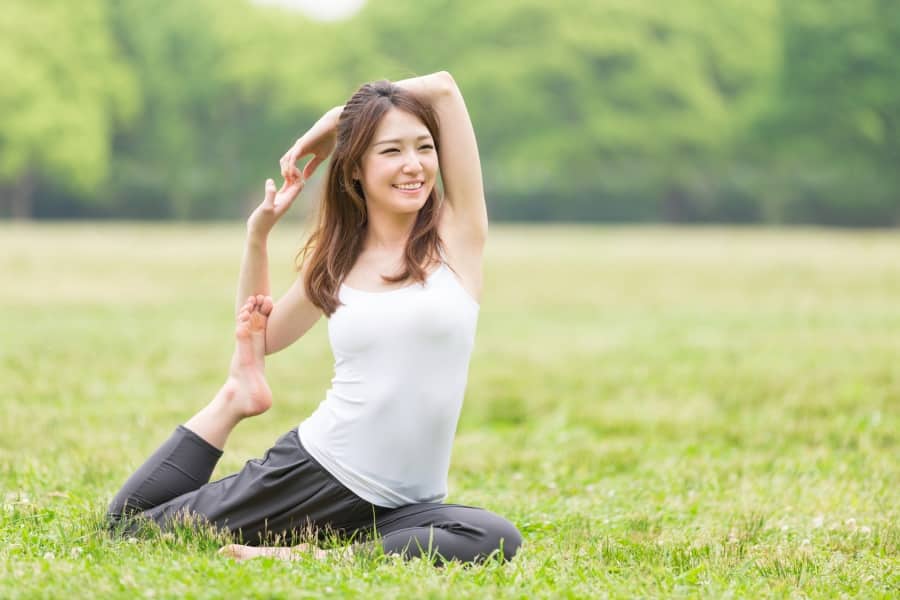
[433,71,459,96]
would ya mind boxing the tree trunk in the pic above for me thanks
[662,185,689,222]
[9,172,35,220]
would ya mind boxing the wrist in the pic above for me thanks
[245,230,269,248]
[318,105,343,133]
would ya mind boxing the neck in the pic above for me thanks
[363,207,417,252]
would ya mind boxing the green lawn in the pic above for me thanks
[0,223,897,598]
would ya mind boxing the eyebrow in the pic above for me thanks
[373,134,433,146]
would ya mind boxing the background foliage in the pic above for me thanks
[0,0,897,224]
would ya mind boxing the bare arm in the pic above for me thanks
[235,235,270,315]
[393,72,487,303]
[258,107,350,354]
[236,178,303,313]
[238,204,322,355]
[395,71,488,245]
[235,175,324,356]
[265,260,322,355]
[280,106,343,184]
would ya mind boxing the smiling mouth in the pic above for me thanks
[392,182,424,191]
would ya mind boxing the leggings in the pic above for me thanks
[107,426,521,564]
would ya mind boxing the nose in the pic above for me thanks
[401,150,423,174]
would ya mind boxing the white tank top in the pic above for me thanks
[297,261,479,507]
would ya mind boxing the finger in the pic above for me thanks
[273,178,304,213]
[302,156,324,181]
[281,142,303,178]
[263,178,276,207]
[284,160,302,183]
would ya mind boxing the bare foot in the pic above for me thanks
[223,295,274,418]
[218,543,330,561]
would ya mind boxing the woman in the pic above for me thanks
[108,72,521,564]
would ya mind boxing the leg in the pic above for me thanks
[116,430,379,545]
[184,295,274,449]
[108,296,273,525]
[108,425,223,524]
[225,504,522,564]
[372,504,522,564]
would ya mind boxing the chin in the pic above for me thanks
[386,190,432,213]
[396,200,428,216]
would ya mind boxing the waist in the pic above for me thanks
[297,390,462,507]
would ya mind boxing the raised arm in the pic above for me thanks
[236,178,303,314]
[395,71,488,245]
[237,176,322,355]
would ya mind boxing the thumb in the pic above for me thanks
[274,177,304,212]
[263,178,276,206]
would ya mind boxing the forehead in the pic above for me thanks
[371,108,431,144]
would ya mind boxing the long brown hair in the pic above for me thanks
[297,80,444,316]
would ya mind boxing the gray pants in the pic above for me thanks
[108,426,521,564]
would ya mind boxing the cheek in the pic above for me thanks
[361,159,390,186]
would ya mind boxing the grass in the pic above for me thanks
[0,222,897,598]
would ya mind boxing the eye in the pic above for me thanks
[419,144,434,151]
[380,148,399,154]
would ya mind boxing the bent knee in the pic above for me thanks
[490,517,522,561]
[106,503,148,538]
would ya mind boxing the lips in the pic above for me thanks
[392,182,424,191]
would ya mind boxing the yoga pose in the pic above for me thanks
[108,72,521,564]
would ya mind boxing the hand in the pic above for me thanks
[246,177,304,238]
[280,107,342,183]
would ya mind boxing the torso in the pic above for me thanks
[298,233,481,506]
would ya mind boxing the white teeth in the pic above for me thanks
[393,182,423,190]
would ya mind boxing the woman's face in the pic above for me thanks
[357,108,438,218]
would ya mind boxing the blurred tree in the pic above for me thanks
[0,1,138,218]
[756,0,900,225]
[351,0,778,221]
[105,0,360,219]
[2,0,896,225]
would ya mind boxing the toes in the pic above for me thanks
[239,295,271,322]
[219,544,246,560]
[260,296,274,316]
[249,310,266,330]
